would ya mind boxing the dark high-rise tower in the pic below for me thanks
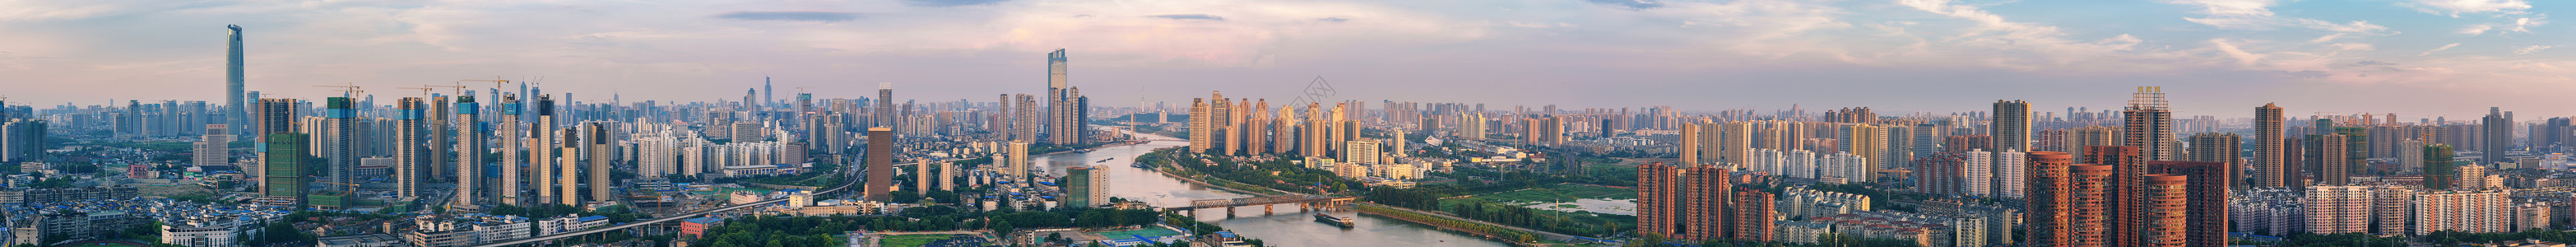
[876,84,893,128]
[2482,107,2510,164]
[1994,100,2031,152]
[2254,103,2285,188]
[225,25,248,137]
[866,127,894,202]
[764,77,773,110]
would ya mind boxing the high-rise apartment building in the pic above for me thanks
[876,84,893,128]
[2303,185,2374,234]
[262,133,308,207]
[587,123,611,204]
[1189,98,1209,153]
[2025,151,2080,246]
[193,124,231,168]
[2413,190,2509,235]
[2186,133,2240,189]
[1065,165,1107,207]
[557,128,580,206]
[2123,86,2175,161]
[2140,175,2189,247]
[1344,140,1380,166]
[2425,144,2459,190]
[1635,163,1769,242]
[1994,100,2031,152]
[2481,107,2510,164]
[2147,161,2230,247]
[1992,149,2026,198]
[2320,134,2350,185]
[866,127,894,202]
[2254,103,2285,188]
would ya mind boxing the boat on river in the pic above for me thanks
[1316,213,1355,228]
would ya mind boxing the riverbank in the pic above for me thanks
[1350,203,1549,245]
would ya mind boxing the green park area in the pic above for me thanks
[880,234,968,247]
[1451,183,1634,204]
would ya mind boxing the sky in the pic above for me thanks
[0,0,2568,120]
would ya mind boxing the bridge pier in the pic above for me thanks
[1264,204,1273,215]
[1225,207,1234,217]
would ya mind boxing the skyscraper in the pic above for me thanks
[2082,145,2142,247]
[395,97,427,198]
[1678,123,1700,166]
[877,83,893,128]
[2254,103,2285,188]
[2482,107,2509,164]
[499,95,523,206]
[587,123,611,204]
[2321,133,2350,185]
[2186,133,2240,189]
[866,127,894,202]
[1007,141,1030,182]
[225,25,247,137]
[1044,49,1088,145]
[1994,100,2032,152]
[532,95,557,204]
[2147,161,2230,247]
[323,97,358,190]
[2425,144,2460,190]
[557,128,580,206]
[1189,98,1209,153]
[262,133,308,207]
[453,95,483,208]
[2123,86,2175,161]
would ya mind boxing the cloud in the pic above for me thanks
[2405,0,2530,17]
[2168,0,2393,34]
[2307,33,2343,43]
[1318,17,1348,22]
[714,11,861,22]
[1584,0,1666,10]
[2421,43,2462,56]
[2460,24,2495,35]
[2513,45,2554,54]
[2462,17,2548,35]
[2211,40,2264,66]
[1146,14,1226,21]
[899,0,1011,7]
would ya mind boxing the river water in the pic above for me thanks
[1033,130,1511,246]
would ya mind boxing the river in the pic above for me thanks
[1033,129,1511,246]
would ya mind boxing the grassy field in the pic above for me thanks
[1463,183,1636,203]
[140,184,221,203]
[879,235,963,247]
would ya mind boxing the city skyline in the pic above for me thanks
[2,0,2572,118]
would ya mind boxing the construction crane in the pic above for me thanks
[397,86,436,98]
[461,76,513,91]
[313,83,364,98]
[427,83,469,96]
